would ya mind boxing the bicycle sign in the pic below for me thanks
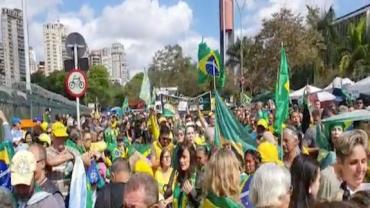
[65,69,87,98]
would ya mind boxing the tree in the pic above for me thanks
[338,18,370,79]
[122,72,144,99]
[86,65,114,107]
[227,8,323,93]
[148,44,210,97]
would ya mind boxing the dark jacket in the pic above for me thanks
[95,182,125,208]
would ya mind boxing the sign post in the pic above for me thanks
[65,32,87,129]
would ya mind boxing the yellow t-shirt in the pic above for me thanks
[90,141,107,153]
[155,167,173,195]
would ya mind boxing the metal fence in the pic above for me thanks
[0,82,90,119]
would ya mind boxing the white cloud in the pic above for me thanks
[178,34,219,62]
[21,0,195,75]
[237,0,335,37]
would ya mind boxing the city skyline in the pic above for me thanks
[0,0,369,78]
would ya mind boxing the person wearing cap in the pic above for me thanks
[10,117,23,146]
[46,120,74,198]
[11,150,62,208]
[256,119,268,142]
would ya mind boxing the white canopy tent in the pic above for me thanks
[348,76,370,95]
[290,85,321,100]
[290,85,336,101]
[324,77,355,91]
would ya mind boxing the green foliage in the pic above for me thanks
[122,72,144,100]
[148,44,222,97]
[31,66,127,108]
[227,6,370,94]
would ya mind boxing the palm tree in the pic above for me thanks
[338,18,370,79]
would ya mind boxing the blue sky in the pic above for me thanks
[1,0,369,74]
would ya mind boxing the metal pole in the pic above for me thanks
[74,44,81,129]
[213,61,216,90]
[236,0,246,93]
[22,0,32,117]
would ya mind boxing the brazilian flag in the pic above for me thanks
[214,91,256,157]
[201,192,242,208]
[274,47,290,135]
[0,141,14,164]
[197,42,225,88]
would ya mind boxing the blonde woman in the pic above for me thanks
[201,149,243,208]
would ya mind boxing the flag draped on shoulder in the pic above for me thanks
[214,91,256,156]
[139,70,151,106]
[274,47,290,135]
[197,42,225,88]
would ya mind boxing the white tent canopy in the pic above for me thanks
[290,85,336,101]
[290,85,321,100]
[324,77,354,91]
[348,76,370,95]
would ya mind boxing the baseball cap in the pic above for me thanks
[257,119,268,129]
[52,121,68,138]
[158,117,167,123]
[38,133,51,146]
[11,117,21,126]
[10,151,36,186]
[257,141,282,165]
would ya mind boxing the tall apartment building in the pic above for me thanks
[1,8,25,87]
[43,22,67,75]
[89,43,129,85]
[111,43,129,85]
[88,49,102,67]
[101,47,112,76]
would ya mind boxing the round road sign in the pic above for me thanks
[65,69,88,97]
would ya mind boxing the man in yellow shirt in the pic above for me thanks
[151,125,174,169]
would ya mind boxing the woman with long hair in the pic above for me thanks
[164,143,199,208]
[289,155,320,208]
[155,148,173,200]
[201,149,242,207]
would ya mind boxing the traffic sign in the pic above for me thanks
[65,69,88,98]
[65,32,87,58]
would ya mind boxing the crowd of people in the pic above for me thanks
[0,97,370,208]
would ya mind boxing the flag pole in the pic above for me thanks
[213,61,216,90]
[279,42,284,156]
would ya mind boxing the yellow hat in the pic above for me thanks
[40,122,48,132]
[52,121,68,138]
[257,141,282,165]
[158,117,167,123]
[257,119,268,129]
[11,151,36,186]
[38,133,51,146]
[133,159,153,177]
